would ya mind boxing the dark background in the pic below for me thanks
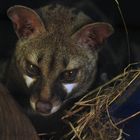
[1,0,140,140]
[0,0,140,26]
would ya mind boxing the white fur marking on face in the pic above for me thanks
[63,83,77,94]
[30,99,36,111]
[23,75,36,87]
[51,105,61,114]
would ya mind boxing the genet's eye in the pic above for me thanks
[60,69,78,83]
[26,61,40,77]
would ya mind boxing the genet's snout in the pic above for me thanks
[30,96,62,116]
[36,100,52,114]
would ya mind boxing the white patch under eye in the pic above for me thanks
[23,75,36,87]
[63,83,77,94]
[30,99,36,111]
[51,105,61,114]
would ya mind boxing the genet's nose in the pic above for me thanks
[36,100,52,114]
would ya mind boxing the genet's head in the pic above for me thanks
[7,5,113,116]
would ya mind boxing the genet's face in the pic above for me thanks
[16,34,98,116]
[7,5,113,116]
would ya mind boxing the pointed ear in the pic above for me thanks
[7,5,46,39]
[72,22,114,50]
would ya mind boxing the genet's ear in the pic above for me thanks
[72,22,114,50]
[7,5,46,39]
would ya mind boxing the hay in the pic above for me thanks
[62,64,140,140]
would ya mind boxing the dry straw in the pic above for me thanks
[62,63,140,140]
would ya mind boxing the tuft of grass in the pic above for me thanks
[62,64,140,140]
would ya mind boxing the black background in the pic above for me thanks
[0,0,140,26]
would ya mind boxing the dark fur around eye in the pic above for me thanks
[60,69,78,83]
[26,61,40,77]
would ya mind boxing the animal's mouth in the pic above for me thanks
[30,98,62,116]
